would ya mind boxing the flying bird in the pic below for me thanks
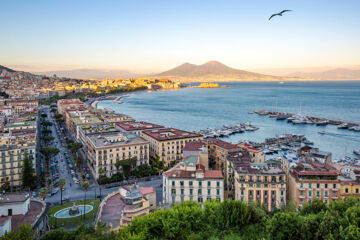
[269,10,292,20]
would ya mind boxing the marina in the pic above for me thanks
[253,110,360,132]
[197,123,258,138]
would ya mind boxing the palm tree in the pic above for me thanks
[58,178,66,205]
[98,168,105,199]
[82,181,90,221]
[39,187,48,201]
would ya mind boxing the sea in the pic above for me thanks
[97,81,360,160]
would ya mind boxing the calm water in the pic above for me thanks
[98,81,360,160]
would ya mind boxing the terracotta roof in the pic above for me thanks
[11,200,46,231]
[0,216,11,226]
[243,144,261,151]
[183,140,205,151]
[117,121,164,131]
[143,128,202,141]
[298,170,338,176]
[207,139,239,150]
[138,187,155,195]
[204,170,223,179]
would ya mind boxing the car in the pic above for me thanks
[85,173,90,179]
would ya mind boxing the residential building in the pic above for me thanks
[288,162,340,208]
[163,155,224,205]
[231,151,286,211]
[57,99,86,116]
[86,132,149,179]
[339,180,360,199]
[142,128,203,165]
[0,193,48,237]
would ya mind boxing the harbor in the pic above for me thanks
[197,123,258,138]
[252,110,360,132]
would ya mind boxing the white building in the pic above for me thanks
[163,156,224,205]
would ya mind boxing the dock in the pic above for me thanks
[252,110,360,132]
[197,123,259,138]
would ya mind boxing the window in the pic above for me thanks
[265,176,268,182]
[208,181,211,187]
[309,191,312,197]
[309,183,312,188]
[171,189,176,194]
[300,191,304,196]
[317,183,320,188]
[198,189,202,195]
[172,181,175,186]
[333,191,336,196]
[180,181,184,186]
[190,189,193,195]
[217,181,220,187]
[189,181,193,186]
[208,189,211,195]
[333,184,336,189]
[181,189,184,195]
[345,188,349,193]
[356,189,359,194]
[325,191,328,197]
[300,183,303,188]
[325,184,328,189]
[217,189,220,195]
[317,191,320,197]
[199,181,202,187]
[281,191,284,196]
[198,197,203,203]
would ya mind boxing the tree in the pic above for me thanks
[21,151,36,190]
[39,187,48,201]
[43,136,54,145]
[58,178,66,205]
[50,108,57,113]
[0,180,10,192]
[98,168,105,199]
[67,142,83,156]
[40,147,60,173]
[74,157,83,168]
[42,120,53,128]
[82,181,90,221]
[1,224,34,240]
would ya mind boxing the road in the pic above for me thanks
[41,107,163,205]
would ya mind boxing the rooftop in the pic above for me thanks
[0,193,29,204]
[143,128,202,141]
[88,132,148,148]
[183,140,206,151]
[165,168,223,179]
[206,139,239,150]
[11,200,47,231]
[117,121,164,131]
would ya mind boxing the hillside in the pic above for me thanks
[153,61,301,82]
[35,69,140,79]
[291,68,360,80]
[0,65,16,72]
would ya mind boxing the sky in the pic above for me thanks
[1,0,360,74]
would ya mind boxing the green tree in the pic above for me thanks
[40,147,60,173]
[21,151,36,190]
[43,135,54,145]
[1,224,34,240]
[82,181,90,221]
[267,211,304,240]
[0,180,10,192]
[67,142,83,156]
[58,178,66,205]
[42,120,53,128]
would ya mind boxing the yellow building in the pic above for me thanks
[230,151,286,211]
[141,128,203,166]
[339,180,360,199]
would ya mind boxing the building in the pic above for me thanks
[288,162,340,208]
[116,121,164,136]
[86,132,149,179]
[339,179,360,199]
[163,155,224,205]
[96,185,155,229]
[57,99,86,116]
[230,151,286,211]
[0,193,48,237]
[142,128,203,166]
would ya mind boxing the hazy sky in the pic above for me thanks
[1,0,360,73]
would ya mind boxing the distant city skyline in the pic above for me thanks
[1,0,360,74]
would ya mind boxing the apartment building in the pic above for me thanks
[339,179,360,199]
[230,151,286,211]
[116,121,164,136]
[288,162,340,208]
[163,155,224,204]
[142,128,203,165]
[86,132,149,179]
[57,99,86,116]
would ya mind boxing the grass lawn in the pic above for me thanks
[48,199,100,229]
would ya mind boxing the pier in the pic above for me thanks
[252,110,360,132]
[197,123,259,138]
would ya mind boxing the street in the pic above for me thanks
[40,106,163,205]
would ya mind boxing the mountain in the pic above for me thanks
[35,69,141,79]
[291,68,360,80]
[153,61,298,82]
[0,65,16,72]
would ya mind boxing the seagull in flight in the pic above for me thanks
[269,10,292,20]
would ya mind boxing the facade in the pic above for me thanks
[57,99,86,116]
[288,162,340,208]
[142,128,203,165]
[116,121,164,136]
[0,193,48,237]
[231,151,286,211]
[163,156,224,205]
[86,132,149,179]
[339,180,360,199]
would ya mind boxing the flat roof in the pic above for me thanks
[117,121,164,131]
[0,193,29,204]
[143,128,202,141]
[88,132,148,148]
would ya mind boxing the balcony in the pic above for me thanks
[299,195,305,199]
[331,196,338,199]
